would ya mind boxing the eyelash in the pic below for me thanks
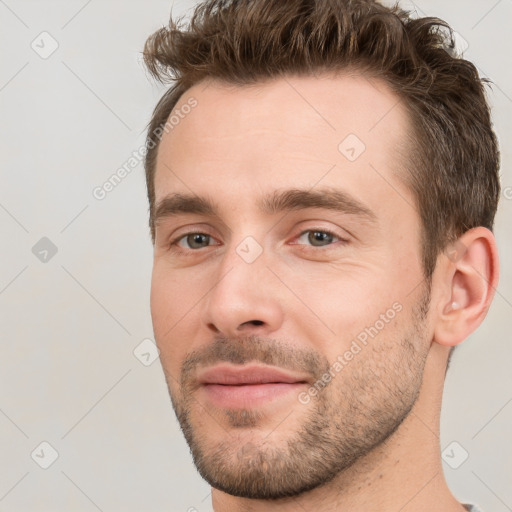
[292,228,345,248]
[168,228,347,253]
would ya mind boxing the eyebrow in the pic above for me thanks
[154,194,216,224]
[259,188,376,222]
[153,188,377,226]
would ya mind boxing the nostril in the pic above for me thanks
[207,323,221,333]
[248,320,264,326]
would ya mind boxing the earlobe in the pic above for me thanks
[434,227,499,348]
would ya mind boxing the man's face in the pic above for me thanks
[150,74,433,499]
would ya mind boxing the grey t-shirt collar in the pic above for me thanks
[463,504,484,512]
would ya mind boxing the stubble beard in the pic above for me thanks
[163,290,431,499]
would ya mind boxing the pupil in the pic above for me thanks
[189,234,209,248]
[309,231,332,246]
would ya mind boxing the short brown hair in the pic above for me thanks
[143,0,500,278]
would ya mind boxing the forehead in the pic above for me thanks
[154,72,412,211]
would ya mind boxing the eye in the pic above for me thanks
[295,229,342,247]
[173,232,216,250]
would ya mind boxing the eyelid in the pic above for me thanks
[289,226,349,247]
[170,230,221,250]
[166,224,349,253]
[166,222,219,243]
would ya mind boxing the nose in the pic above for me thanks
[200,245,285,338]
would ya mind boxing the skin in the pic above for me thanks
[150,73,499,512]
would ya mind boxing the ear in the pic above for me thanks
[433,227,499,347]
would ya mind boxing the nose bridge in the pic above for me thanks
[201,235,284,335]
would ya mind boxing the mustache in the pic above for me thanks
[180,335,330,388]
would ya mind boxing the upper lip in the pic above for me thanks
[197,364,310,386]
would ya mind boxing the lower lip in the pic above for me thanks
[201,382,305,408]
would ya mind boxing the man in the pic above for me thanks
[142,0,500,510]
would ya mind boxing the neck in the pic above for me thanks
[211,343,466,512]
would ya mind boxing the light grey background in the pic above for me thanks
[0,1,510,511]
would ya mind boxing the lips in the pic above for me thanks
[196,364,310,409]
[197,364,309,386]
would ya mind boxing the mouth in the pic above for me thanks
[196,364,310,408]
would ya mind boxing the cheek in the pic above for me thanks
[150,263,202,327]
[284,270,407,360]
[150,269,173,334]
[150,268,191,367]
